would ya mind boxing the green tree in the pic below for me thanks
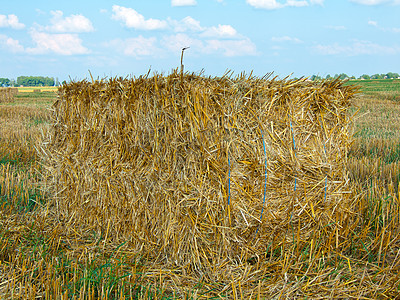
[360,74,370,80]
[0,78,11,86]
[370,74,382,79]
[17,76,55,87]
[386,72,400,79]
[310,75,322,81]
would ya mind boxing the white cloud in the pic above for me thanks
[246,0,284,9]
[204,38,258,56]
[27,29,90,55]
[0,34,24,52]
[201,25,238,38]
[110,7,240,40]
[106,28,257,58]
[162,33,204,53]
[161,33,257,56]
[35,9,46,16]
[0,14,25,29]
[246,0,321,9]
[107,8,254,58]
[326,25,347,30]
[350,0,400,5]
[171,0,197,6]
[170,16,204,32]
[314,40,400,56]
[109,36,159,57]
[367,20,400,33]
[271,36,303,43]
[112,5,167,30]
[368,20,378,26]
[286,0,309,7]
[170,17,239,38]
[45,10,94,33]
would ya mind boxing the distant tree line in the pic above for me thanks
[310,72,400,81]
[0,76,60,87]
[17,76,55,87]
[359,72,400,80]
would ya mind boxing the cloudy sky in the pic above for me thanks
[1,0,400,81]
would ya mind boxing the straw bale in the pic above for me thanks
[40,70,358,282]
[0,87,18,103]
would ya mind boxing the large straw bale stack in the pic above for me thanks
[0,87,18,103]
[40,70,358,281]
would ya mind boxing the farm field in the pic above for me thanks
[17,86,59,93]
[1,78,400,298]
[349,78,400,101]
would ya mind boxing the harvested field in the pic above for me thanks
[1,73,400,299]
[0,87,18,103]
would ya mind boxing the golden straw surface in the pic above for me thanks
[0,87,18,103]
[40,70,361,296]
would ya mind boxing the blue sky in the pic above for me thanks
[1,0,400,81]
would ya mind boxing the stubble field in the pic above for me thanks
[1,78,400,299]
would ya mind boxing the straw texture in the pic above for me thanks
[0,87,18,103]
[40,70,359,287]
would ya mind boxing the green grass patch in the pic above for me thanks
[350,79,400,93]
[348,79,400,101]
[54,244,139,299]
[15,91,57,100]
[0,183,45,213]
[27,115,50,127]
[0,155,21,166]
